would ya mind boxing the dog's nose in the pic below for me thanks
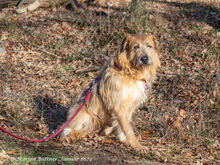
[140,56,149,64]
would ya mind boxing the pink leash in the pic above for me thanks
[0,90,92,142]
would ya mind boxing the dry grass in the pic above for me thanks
[0,0,219,164]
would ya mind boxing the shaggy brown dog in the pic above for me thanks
[61,33,160,150]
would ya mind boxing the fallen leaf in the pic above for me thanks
[179,109,186,118]
[163,114,169,120]
[159,138,166,145]
[174,117,183,128]
[178,50,184,56]
[103,139,113,144]
[140,130,152,140]
[88,72,95,78]
[209,99,214,105]
[7,150,19,155]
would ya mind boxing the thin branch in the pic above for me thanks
[75,65,100,74]
[34,45,62,59]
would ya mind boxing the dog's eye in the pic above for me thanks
[133,44,140,50]
[146,44,152,48]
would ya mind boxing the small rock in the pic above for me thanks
[174,100,183,104]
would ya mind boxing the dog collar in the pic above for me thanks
[113,62,122,71]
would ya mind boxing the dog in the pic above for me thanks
[61,33,160,150]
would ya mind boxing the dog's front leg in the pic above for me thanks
[114,108,147,151]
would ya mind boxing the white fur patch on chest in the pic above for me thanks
[121,80,149,101]
[132,81,146,98]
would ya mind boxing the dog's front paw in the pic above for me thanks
[132,143,148,151]
[128,137,148,151]
[128,140,148,151]
[121,138,148,151]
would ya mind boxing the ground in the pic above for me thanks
[0,0,219,164]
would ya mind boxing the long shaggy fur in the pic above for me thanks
[61,33,160,150]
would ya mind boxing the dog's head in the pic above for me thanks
[112,33,160,81]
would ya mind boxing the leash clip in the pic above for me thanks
[79,75,101,102]
[89,79,96,91]
[79,79,95,102]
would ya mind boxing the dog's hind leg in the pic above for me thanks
[61,107,94,142]
[101,126,114,136]
[100,123,116,136]
[99,114,117,136]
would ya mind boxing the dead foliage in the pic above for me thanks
[0,0,219,164]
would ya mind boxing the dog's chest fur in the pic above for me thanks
[99,71,152,112]
[121,80,151,108]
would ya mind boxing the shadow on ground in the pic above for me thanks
[34,96,68,131]
[153,0,220,30]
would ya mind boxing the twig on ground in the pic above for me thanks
[46,17,92,27]
[36,48,62,59]
[75,65,100,74]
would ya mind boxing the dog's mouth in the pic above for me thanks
[137,55,152,66]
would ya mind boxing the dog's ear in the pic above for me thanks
[120,35,130,53]
[148,35,159,50]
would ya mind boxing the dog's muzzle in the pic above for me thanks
[138,55,152,65]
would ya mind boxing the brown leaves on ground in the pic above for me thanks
[0,0,219,164]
